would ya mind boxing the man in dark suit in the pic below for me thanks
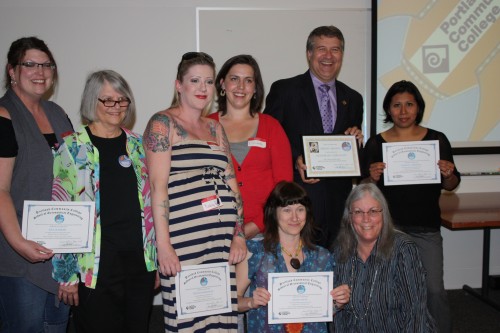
[264,25,364,248]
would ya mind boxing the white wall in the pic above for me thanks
[1,0,499,292]
[0,0,370,133]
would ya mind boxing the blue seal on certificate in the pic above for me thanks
[408,152,416,160]
[342,141,352,151]
[297,285,306,294]
[200,277,208,286]
[54,214,65,224]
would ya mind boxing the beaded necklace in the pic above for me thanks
[281,239,302,270]
[348,247,378,322]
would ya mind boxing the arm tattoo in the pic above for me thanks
[208,121,217,139]
[160,199,170,224]
[234,192,245,238]
[144,113,171,152]
[234,191,243,211]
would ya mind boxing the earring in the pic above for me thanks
[220,89,226,97]
[253,93,257,99]
[10,76,17,86]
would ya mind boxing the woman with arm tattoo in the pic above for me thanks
[144,52,246,332]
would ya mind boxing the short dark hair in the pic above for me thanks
[4,36,57,90]
[263,181,317,255]
[382,80,426,124]
[215,54,264,116]
[306,26,345,52]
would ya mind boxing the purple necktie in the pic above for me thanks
[319,84,334,133]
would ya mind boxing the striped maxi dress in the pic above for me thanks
[161,140,238,332]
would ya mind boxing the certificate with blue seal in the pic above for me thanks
[175,262,232,319]
[21,201,95,253]
[382,140,441,186]
[268,272,333,324]
[302,135,360,178]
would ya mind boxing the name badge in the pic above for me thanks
[248,138,266,148]
[201,195,223,211]
[207,141,221,151]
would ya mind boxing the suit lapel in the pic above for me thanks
[299,72,324,134]
[333,82,348,134]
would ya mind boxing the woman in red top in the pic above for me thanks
[208,54,293,239]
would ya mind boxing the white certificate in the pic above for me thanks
[302,135,360,178]
[382,140,441,186]
[175,262,232,319]
[21,200,95,253]
[268,272,333,324]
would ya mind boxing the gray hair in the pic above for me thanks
[80,70,136,128]
[333,183,395,263]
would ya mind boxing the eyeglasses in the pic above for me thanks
[181,52,214,63]
[97,98,131,108]
[19,62,56,70]
[350,208,383,219]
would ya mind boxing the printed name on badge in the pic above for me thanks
[201,195,223,211]
[248,138,266,148]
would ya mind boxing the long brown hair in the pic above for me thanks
[215,54,264,116]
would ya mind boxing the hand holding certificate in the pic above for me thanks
[267,272,333,324]
[382,140,441,186]
[21,200,95,253]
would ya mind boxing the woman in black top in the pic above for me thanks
[361,80,460,333]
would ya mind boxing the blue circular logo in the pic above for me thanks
[342,141,352,151]
[408,152,416,160]
[54,214,64,224]
[200,277,208,286]
[297,285,306,294]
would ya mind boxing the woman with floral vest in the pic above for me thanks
[51,70,157,333]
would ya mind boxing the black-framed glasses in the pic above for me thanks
[181,52,214,63]
[97,98,131,108]
[350,208,383,219]
[19,62,56,70]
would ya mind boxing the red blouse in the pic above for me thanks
[208,112,293,232]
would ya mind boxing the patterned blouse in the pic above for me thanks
[51,126,156,288]
[246,240,334,333]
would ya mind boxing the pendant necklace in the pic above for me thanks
[348,246,379,322]
[281,239,302,270]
